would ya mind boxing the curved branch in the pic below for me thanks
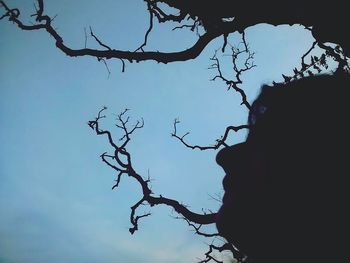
[129,198,151,234]
[134,2,154,52]
[53,29,220,64]
[147,195,216,224]
[88,107,120,152]
[172,118,250,151]
[2,0,349,67]
[1,0,221,64]
[89,108,217,231]
[180,217,219,238]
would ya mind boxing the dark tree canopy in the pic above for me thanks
[216,73,350,263]
[159,0,350,54]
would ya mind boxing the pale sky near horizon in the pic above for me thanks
[0,1,318,262]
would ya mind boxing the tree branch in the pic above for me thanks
[2,0,349,67]
[134,2,154,52]
[275,40,349,85]
[172,118,250,151]
[88,108,217,232]
[0,0,221,64]
[198,242,245,263]
[129,198,151,234]
[180,217,219,238]
[209,38,255,110]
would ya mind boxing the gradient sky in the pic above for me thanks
[0,1,316,262]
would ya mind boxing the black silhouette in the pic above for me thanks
[216,73,350,263]
[1,0,348,65]
[2,1,349,261]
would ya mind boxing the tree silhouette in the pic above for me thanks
[1,1,349,262]
[1,0,349,65]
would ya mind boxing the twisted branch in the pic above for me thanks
[88,108,217,234]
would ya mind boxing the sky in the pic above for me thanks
[0,1,316,262]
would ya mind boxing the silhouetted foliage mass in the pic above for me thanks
[217,73,350,263]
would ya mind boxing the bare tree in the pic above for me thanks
[82,35,261,261]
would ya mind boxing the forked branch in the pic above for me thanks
[209,39,255,110]
[172,118,250,151]
[198,241,247,263]
[88,108,217,234]
[0,0,222,65]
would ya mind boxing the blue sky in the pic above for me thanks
[0,1,316,262]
